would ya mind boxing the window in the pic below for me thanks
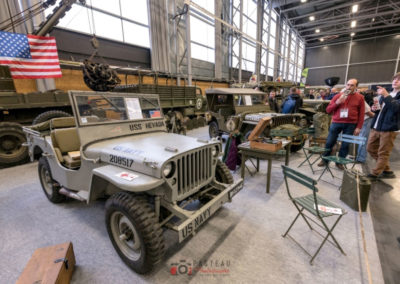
[44,0,150,48]
[190,0,215,63]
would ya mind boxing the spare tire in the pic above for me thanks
[32,110,71,125]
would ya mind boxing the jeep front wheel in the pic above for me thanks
[38,157,65,203]
[105,192,165,274]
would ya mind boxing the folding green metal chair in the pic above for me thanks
[318,134,367,181]
[298,128,328,174]
[281,165,347,264]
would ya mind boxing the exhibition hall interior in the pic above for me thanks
[0,0,399,283]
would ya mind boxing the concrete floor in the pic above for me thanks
[0,127,385,283]
[364,134,400,284]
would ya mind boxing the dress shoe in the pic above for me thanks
[378,171,396,179]
[317,160,326,167]
[367,174,379,181]
[335,163,345,170]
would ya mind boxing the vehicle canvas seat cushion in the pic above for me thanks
[51,128,81,168]
[50,117,76,129]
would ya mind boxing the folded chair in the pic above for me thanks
[318,134,366,181]
[281,165,347,264]
[297,128,327,174]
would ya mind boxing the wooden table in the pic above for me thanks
[238,140,291,194]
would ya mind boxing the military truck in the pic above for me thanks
[23,91,243,274]
[0,65,72,167]
[204,88,308,152]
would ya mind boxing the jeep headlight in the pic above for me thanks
[211,145,219,157]
[163,162,175,178]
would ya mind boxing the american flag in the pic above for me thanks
[0,31,62,79]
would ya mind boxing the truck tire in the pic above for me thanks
[105,192,165,274]
[215,160,234,184]
[0,122,29,166]
[208,121,219,138]
[32,110,71,125]
[38,157,66,203]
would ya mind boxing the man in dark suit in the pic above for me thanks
[367,72,400,179]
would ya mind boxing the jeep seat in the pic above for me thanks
[50,128,81,168]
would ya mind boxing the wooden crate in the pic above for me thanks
[17,242,75,284]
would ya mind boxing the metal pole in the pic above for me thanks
[185,5,192,85]
[238,0,243,83]
[173,0,181,86]
[255,0,263,83]
[395,46,400,75]
[344,40,353,83]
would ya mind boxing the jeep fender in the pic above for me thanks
[89,165,164,201]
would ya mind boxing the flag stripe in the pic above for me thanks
[29,42,57,47]
[11,71,62,76]
[0,57,60,62]
[0,59,60,64]
[10,65,62,70]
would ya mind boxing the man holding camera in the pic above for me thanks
[318,79,365,170]
[366,72,400,180]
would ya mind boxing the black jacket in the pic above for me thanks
[371,91,400,131]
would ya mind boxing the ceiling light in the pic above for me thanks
[315,29,320,33]
[351,32,355,37]
[372,18,375,22]
[352,4,359,13]
[301,0,307,2]
[320,38,324,42]
[309,16,315,21]
[351,20,356,28]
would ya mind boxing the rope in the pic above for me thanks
[355,171,373,284]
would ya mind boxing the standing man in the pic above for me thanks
[281,87,303,114]
[366,72,400,179]
[318,79,365,170]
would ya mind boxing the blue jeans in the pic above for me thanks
[323,122,357,158]
[356,117,373,162]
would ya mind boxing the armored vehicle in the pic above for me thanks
[23,91,243,274]
[204,88,308,152]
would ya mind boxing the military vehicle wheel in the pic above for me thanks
[215,160,234,184]
[290,135,306,152]
[0,122,29,166]
[38,157,66,203]
[105,192,165,274]
[32,110,71,125]
[209,121,219,138]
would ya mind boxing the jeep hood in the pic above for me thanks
[84,132,218,178]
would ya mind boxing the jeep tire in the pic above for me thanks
[105,192,165,274]
[38,157,66,203]
[215,160,234,184]
[208,121,219,138]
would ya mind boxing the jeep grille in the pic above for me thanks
[177,147,213,197]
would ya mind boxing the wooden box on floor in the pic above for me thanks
[248,117,282,152]
[17,242,75,284]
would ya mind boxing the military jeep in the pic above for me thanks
[23,91,243,274]
[204,88,308,152]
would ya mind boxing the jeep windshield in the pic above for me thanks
[74,94,162,126]
[233,94,264,106]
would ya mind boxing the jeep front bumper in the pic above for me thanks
[164,178,243,242]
